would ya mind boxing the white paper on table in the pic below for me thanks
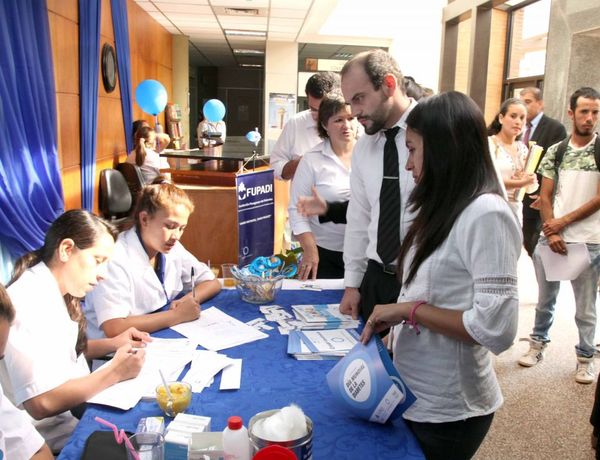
[88,338,197,409]
[170,307,268,351]
[538,243,591,281]
[220,359,242,390]
[282,279,344,290]
[182,350,233,393]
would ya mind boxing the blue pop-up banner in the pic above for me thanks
[236,169,275,266]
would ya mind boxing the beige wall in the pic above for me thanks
[47,0,173,212]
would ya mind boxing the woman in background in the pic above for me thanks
[0,210,147,452]
[487,98,537,216]
[132,119,170,152]
[362,92,521,460]
[127,125,171,185]
[289,93,359,280]
[84,183,221,338]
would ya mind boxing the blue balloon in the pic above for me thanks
[135,80,168,116]
[246,130,261,145]
[203,99,226,122]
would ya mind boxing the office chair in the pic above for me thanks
[98,169,132,228]
[116,162,145,205]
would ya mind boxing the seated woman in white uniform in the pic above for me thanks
[0,210,147,453]
[84,182,221,338]
[0,284,52,460]
[126,125,171,185]
[289,93,358,280]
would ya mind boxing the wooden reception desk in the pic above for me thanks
[163,138,289,269]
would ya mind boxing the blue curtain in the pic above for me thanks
[79,0,101,211]
[111,0,134,154]
[0,0,63,260]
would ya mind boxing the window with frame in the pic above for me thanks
[503,0,551,99]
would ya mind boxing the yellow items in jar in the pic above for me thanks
[156,382,192,416]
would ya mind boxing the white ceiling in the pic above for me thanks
[134,0,393,67]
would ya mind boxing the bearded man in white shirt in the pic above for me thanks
[339,49,418,323]
[270,71,340,180]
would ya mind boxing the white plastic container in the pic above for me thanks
[222,416,250,460]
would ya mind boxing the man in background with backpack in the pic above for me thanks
[519,87,600,384]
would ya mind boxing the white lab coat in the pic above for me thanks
[0,262,90,452]
[0,381,45,460]
[84,227,215,339]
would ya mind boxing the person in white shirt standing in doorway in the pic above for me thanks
[339,49,417,324]
[270,71,340,181]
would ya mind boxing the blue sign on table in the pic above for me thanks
[236,169,274,266]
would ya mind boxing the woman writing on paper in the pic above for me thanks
[487,98,538,217]
[84,182,221,338]
[289,93,359,280]
[0,210,148,453]
[361,92,521,460]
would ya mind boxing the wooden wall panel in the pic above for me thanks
[47,0,77,22]
[56,93,80,169]
[454,17,472,94]
[96,97,126,163]
[48,0,173,212]
[49,12,78,94]
[485,9,508,124]
[62,165,81,211]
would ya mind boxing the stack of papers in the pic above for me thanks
[89,338,197,409]
[287,329,360,360]
[292,304,360,330]
[171,307,268,351]
[181,350,242,392]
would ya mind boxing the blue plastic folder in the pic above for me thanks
[326,337,416,423]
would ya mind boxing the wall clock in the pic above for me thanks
[101,43,117,93]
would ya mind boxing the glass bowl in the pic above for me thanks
[155,381,192,417]
[235,277,283,304]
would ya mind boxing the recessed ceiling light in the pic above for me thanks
[240,64,263,68]
[224,29,266,37]
[233,48,265,55]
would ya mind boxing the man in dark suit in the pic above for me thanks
[520,87,567,257]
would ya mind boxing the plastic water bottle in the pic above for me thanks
[222,416,250,460]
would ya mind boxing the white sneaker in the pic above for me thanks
[518,338,547,367]
[575,357,595,384]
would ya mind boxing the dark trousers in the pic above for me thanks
[523,216,542,258]
[406,413,494,460]
[316,246,344,279]
[358,259,401,322]
[591,379,600,458]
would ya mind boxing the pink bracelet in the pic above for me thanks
[405,300,427,335]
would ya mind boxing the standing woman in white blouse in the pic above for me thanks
[487,98,537,216]
[289,93,359,280]
[362,92,521,460]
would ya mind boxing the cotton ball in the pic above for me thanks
[251,405,308,442]
[279,404,308,440]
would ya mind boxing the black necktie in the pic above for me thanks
[377,126,401,265]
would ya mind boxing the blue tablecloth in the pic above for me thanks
[58,289,424,459]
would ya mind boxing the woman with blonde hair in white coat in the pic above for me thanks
[84,182,221,338]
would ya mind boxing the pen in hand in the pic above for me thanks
[191,267,196,302]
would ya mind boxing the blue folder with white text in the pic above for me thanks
[326,336,416,423]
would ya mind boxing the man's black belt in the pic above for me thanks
[368,259,397,275]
